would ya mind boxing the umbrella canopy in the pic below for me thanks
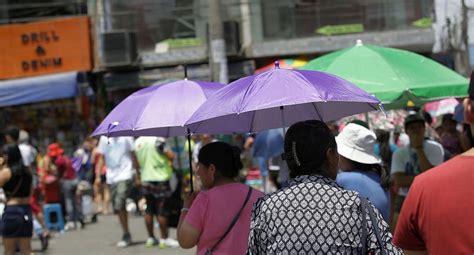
[424,97,459,117]
[93,79,225,192]
[93,79,224,137]
[301,40,469,109]
[186,66,381,134]
[255,59,307,74]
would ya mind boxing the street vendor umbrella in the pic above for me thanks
[424,97,459,117]
[255,59,307,74]
[92,79,225,191]
[301,40,469,109]
[185,63,381,134]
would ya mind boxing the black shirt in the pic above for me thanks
[3,145,32,198]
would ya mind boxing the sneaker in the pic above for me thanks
[161,238,179,248]
[64,222,76,231]
[79,219,85,229]
[145,237,158,248]
[39,233,49,251]
[116,233,132,248]
[159,241,167,249]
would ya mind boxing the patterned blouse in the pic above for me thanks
[247,175,402,254]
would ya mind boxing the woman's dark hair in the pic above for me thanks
[2,144,25,175]
[283,120,337,178]
[349,160,390,190]
[4,126,20,142]
[375,129,392,171]
[198,142,243,179]
[3,144,23,166]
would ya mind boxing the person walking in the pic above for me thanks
[390,113,444,229]
[1,130,33,255]
[18,130,49,250]
[393,73,474,254]
[177,142,264,254]
[96,136,138,248]
[439,113,470,157]
[247,120,401,254]
[134,136,179,248]
[90,137,110,215]
[336,123,391,221]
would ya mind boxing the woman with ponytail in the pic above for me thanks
[177,142,263,254]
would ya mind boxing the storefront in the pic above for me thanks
[0,16,93,154]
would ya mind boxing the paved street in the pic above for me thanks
[1,214,195,255]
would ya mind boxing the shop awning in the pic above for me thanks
[0,72,79,107]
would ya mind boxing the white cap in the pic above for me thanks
[336,123,381,164]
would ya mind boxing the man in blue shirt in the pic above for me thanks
[336,123,390,221]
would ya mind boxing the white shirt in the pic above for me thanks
[97,136,135,184]
[18,143,37,167]
[391,140,444,196]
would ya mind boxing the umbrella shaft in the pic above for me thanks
[187,131,194,192]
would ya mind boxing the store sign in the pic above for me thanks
[316,24,364,36]
[0,16,92,79]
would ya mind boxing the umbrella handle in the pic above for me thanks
[187,129,194,193]
[280,106,286,134]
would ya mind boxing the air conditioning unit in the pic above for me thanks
[101,31,137,68]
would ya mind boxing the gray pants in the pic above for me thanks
[62,179,83,225]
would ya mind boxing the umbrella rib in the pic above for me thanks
[311,102,324,121]
[368,103,379,112]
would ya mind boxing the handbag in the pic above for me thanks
[360,196,386,255]
[205,186,253,255]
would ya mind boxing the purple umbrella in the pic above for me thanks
[186,64,382,134]
[93,79,225,191]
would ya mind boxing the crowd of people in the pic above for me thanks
[1,80,473,254]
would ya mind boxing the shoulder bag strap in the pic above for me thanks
[360,196,368,254]
[208,186,253,253]
[360,196,386,255]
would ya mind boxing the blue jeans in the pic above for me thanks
[62,179,83,225]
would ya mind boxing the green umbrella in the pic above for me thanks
[301,40,469,109]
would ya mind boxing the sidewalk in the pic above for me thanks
[1,214,195,255]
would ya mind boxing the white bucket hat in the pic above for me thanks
[336,123,381,164]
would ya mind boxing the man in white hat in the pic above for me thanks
[336,123,390,221]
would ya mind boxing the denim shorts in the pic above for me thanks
[1,204,33,238]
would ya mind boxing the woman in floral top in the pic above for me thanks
[247,120,402,254]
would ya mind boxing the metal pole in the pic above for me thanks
[461,0,471,74]
[187,129,194,192]
[208,0,228,84]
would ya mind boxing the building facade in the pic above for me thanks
[0,0,94,153]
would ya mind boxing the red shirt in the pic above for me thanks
[55,155,76,181]
[394,155,474,255]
